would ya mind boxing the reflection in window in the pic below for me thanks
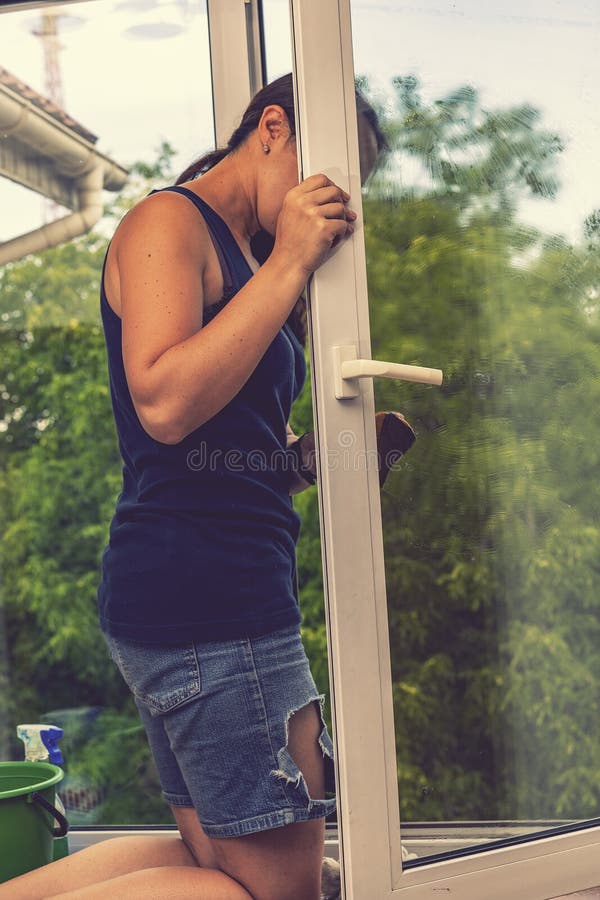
[0,0,213,825]
[351,0,600,854]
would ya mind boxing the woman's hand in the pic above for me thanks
[271,174,357,279]
[289,411,416,491]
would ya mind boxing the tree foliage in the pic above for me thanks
[363,76,600,820]
[0,145,177,821]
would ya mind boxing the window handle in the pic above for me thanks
[333,345,443,399]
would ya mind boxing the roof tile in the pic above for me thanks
[0,65,98,144]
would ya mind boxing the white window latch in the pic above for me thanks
[333,345,443,399]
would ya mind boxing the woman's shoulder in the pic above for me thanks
[111,187,212,266]
[106,185,226,315]
[116,186,202,233]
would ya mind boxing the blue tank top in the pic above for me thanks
[97,185,306,643]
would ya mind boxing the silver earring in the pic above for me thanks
[263,143,270,154]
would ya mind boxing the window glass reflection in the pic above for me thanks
[351,0,600,859]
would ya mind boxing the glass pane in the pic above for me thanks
[0,0,213,825]
[350,0,600,862]
[261,0,292,81]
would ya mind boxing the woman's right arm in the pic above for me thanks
[117,176,353,444]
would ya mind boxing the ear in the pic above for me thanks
[258,105,292,148]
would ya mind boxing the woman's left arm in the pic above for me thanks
[286,412,416,495]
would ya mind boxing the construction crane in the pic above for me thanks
[31,8,65,110]
[31,8,66,222]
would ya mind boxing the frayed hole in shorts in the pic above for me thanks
[270,695,334,805]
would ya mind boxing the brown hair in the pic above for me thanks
[176,73,388,346]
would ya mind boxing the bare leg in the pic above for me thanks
[172,806,219,868]
[47,867,253,900]
[178,700,330,900]
[0,835,198,900]
[2,700,332,900]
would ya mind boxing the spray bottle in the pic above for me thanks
[17,724,69,860]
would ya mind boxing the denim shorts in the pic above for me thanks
[103,623,337,838]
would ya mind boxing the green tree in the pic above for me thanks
[0,144,178,822]
[361,76,600,820]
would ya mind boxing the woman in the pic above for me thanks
[2,74,414,900]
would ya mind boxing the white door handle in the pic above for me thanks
[333,345,443,399]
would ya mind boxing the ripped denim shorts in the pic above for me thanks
[103,623,337,838]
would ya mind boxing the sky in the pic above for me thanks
[0,0,599,244]
[349,0,600,240]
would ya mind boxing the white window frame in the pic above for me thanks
[206,0,264,146]
[288,1,600,898]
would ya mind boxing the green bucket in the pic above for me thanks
[0,761,69,883]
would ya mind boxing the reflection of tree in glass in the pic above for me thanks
[369,74,565,218]
[359,75,600,822]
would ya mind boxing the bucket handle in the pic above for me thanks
[31,791,69,838]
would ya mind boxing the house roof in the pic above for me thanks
[0,65,98,145]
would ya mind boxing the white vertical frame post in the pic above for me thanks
[289,1,600,898]
[207,0,264,146]
[289,1,403,897]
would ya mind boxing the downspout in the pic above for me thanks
[0,83,128,266]
[0,162,104,266]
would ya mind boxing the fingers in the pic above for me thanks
[275,173,355,275]
[294,174,357,223]
[300,182,357,237]
[328,227,351,249]
[305,185,351,207]
[300,173,350,200]
[307,181,357,238]
[319,201,357,221]
[295,176,352,215]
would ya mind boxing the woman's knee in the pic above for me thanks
[210,819,326,900]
